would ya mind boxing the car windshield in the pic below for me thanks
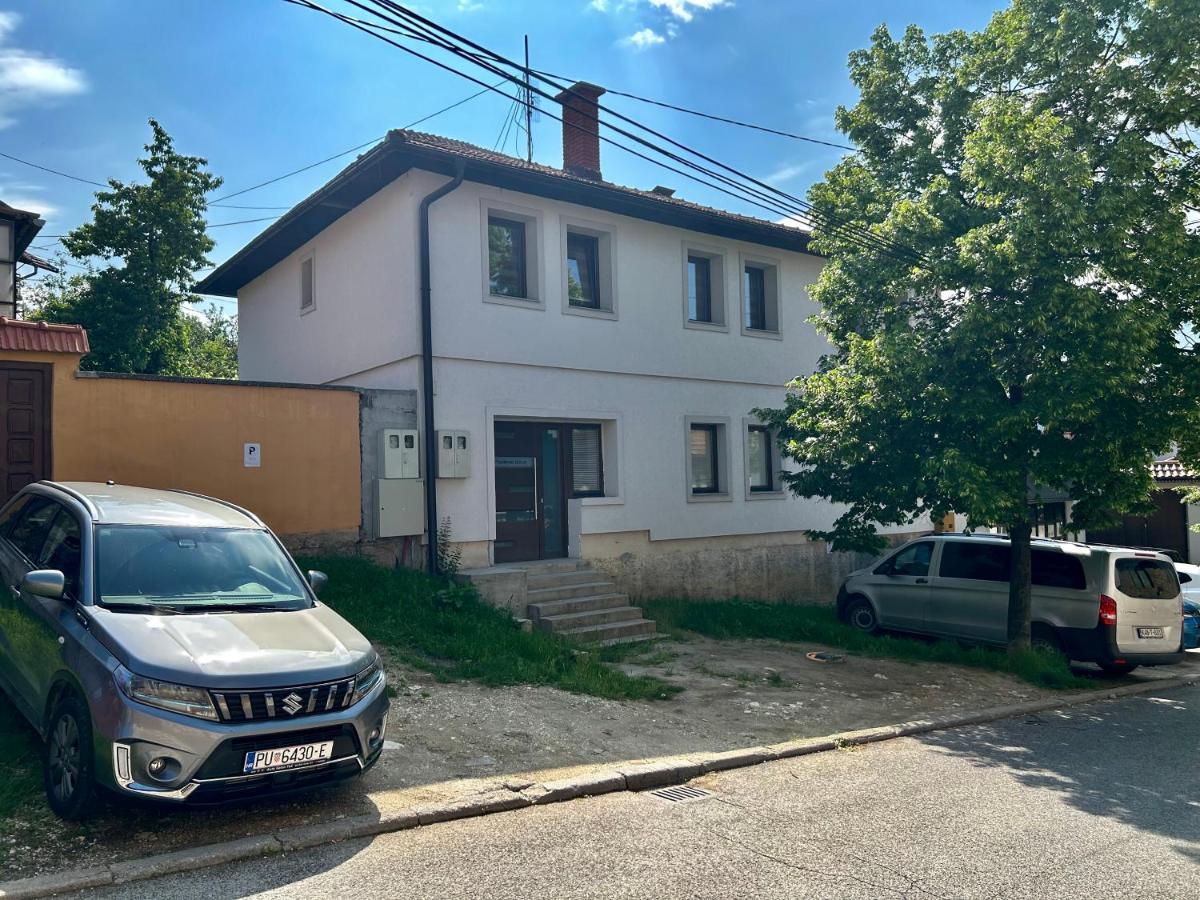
[95,525,312,611]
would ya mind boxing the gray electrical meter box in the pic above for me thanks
[381,428,420,479]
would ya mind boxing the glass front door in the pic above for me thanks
[493,422,568,563]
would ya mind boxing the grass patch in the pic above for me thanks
[643,598,1099,691]
[0,698,42,818]
[301,555,679,701]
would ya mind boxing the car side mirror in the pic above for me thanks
[307,570,328,595]
[1180,572,1193,585]
[22,569,65,601]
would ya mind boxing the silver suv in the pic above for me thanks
[837,534,1185,674]
[0,482,388,818]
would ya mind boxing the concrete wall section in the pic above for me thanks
[357,387,420,539]
[582,529,915,604]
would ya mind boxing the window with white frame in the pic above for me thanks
[482,201,540,305]
[300,255,315,313]
[562,219,616,317]
[741,256,780,335]
[682,244,726,329]
[685,417,731,501]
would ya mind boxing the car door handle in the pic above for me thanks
[914,577,929,584]
[8,583,18,597]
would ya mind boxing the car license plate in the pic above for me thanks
[1137,627,1165,639]
[243,740,334,774]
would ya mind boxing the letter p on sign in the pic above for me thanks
[244,442,262,468]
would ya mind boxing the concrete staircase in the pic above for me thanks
[522,560,657,645]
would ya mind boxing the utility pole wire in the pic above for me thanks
[346,0,921,263]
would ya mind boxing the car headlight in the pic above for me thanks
[114,666,218,721]
[351,656,385,704]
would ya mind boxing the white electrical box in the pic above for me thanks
[377,479,424,537]
[381,428,420,479]
[436,430,471,478]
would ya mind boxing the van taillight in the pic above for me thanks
[1099,595,1118,626]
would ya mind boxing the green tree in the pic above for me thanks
[176,305,238,379]
[38,119,225,375]
[760,0,1200,650]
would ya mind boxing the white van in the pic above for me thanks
[836,534,1185,674]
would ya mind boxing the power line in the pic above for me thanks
[207,215,282,228]
[209,79,502,204]
[0,151,108,188]
[348,0,916,262]
[338,0,920,263]
[537,72,859,153]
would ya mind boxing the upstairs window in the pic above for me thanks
[300,255,315,313]
[741,257,780,335]
[488,216,528,299]
[744,265,766,329]
[688,255,712,323]
[567,232,601,309]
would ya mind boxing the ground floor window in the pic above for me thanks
[569,424,604,497]
[1031,501,1067,539]
[689,424,720,494]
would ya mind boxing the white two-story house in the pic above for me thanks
[199,83,921,606]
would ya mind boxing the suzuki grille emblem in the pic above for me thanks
[281,692,305,716]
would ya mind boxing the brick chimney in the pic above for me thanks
[554,81,606,180]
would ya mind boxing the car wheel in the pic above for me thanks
[1098,662,1139,677]
[844,596,880,634]
[44,693,97,820]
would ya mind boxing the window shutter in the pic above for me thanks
[571,426,603,495]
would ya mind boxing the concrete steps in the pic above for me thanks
[523,562,656,645]
[460,558,656,645]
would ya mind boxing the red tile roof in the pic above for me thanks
[0,318,89,354]
[1151,457,1196,483]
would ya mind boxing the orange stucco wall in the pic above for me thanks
[0,350,361,537]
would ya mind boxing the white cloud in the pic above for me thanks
[589,0,609,10]
[0,194,55,217]
[648,0,729,22]
[620,27,667,50]
[0,13,86,130]
[764,159,817,185]
[456,0,484,11]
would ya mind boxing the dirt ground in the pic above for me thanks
[3,637,1194,882]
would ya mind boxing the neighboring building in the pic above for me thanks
[1087,456,1200,562]
[1,200,59,319]
[199,84,924,602]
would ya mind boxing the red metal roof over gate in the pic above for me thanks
[0,317,89,354]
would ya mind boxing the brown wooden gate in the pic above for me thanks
[1087,490,1190,561]
[0,363,51,503]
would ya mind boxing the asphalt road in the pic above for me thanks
[73,686,1200,899]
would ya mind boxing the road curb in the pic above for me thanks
[2,672,1195,899]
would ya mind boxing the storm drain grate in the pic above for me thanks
[648,785,714,803]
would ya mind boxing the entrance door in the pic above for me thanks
[493,421,567,563]
[0,364,51,504]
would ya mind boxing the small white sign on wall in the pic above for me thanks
[244,442,262,468]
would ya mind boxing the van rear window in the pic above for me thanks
[1031,550,1086,590]
[1115,559,1179,599]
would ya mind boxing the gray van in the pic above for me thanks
[836,534,1185,674]
[0,482,389,818]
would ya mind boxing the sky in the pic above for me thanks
[2,0,1011,315]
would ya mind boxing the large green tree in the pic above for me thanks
[38,119,228,375]
[761,0,1200,649]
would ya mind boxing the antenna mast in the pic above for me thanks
[524,35,533,162]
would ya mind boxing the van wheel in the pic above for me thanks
[844,596,880,634]
[1099,662,1139,677]
[44,693,97,820]
[1031,627,1067,662]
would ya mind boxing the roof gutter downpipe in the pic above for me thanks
[418,160,466,575]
